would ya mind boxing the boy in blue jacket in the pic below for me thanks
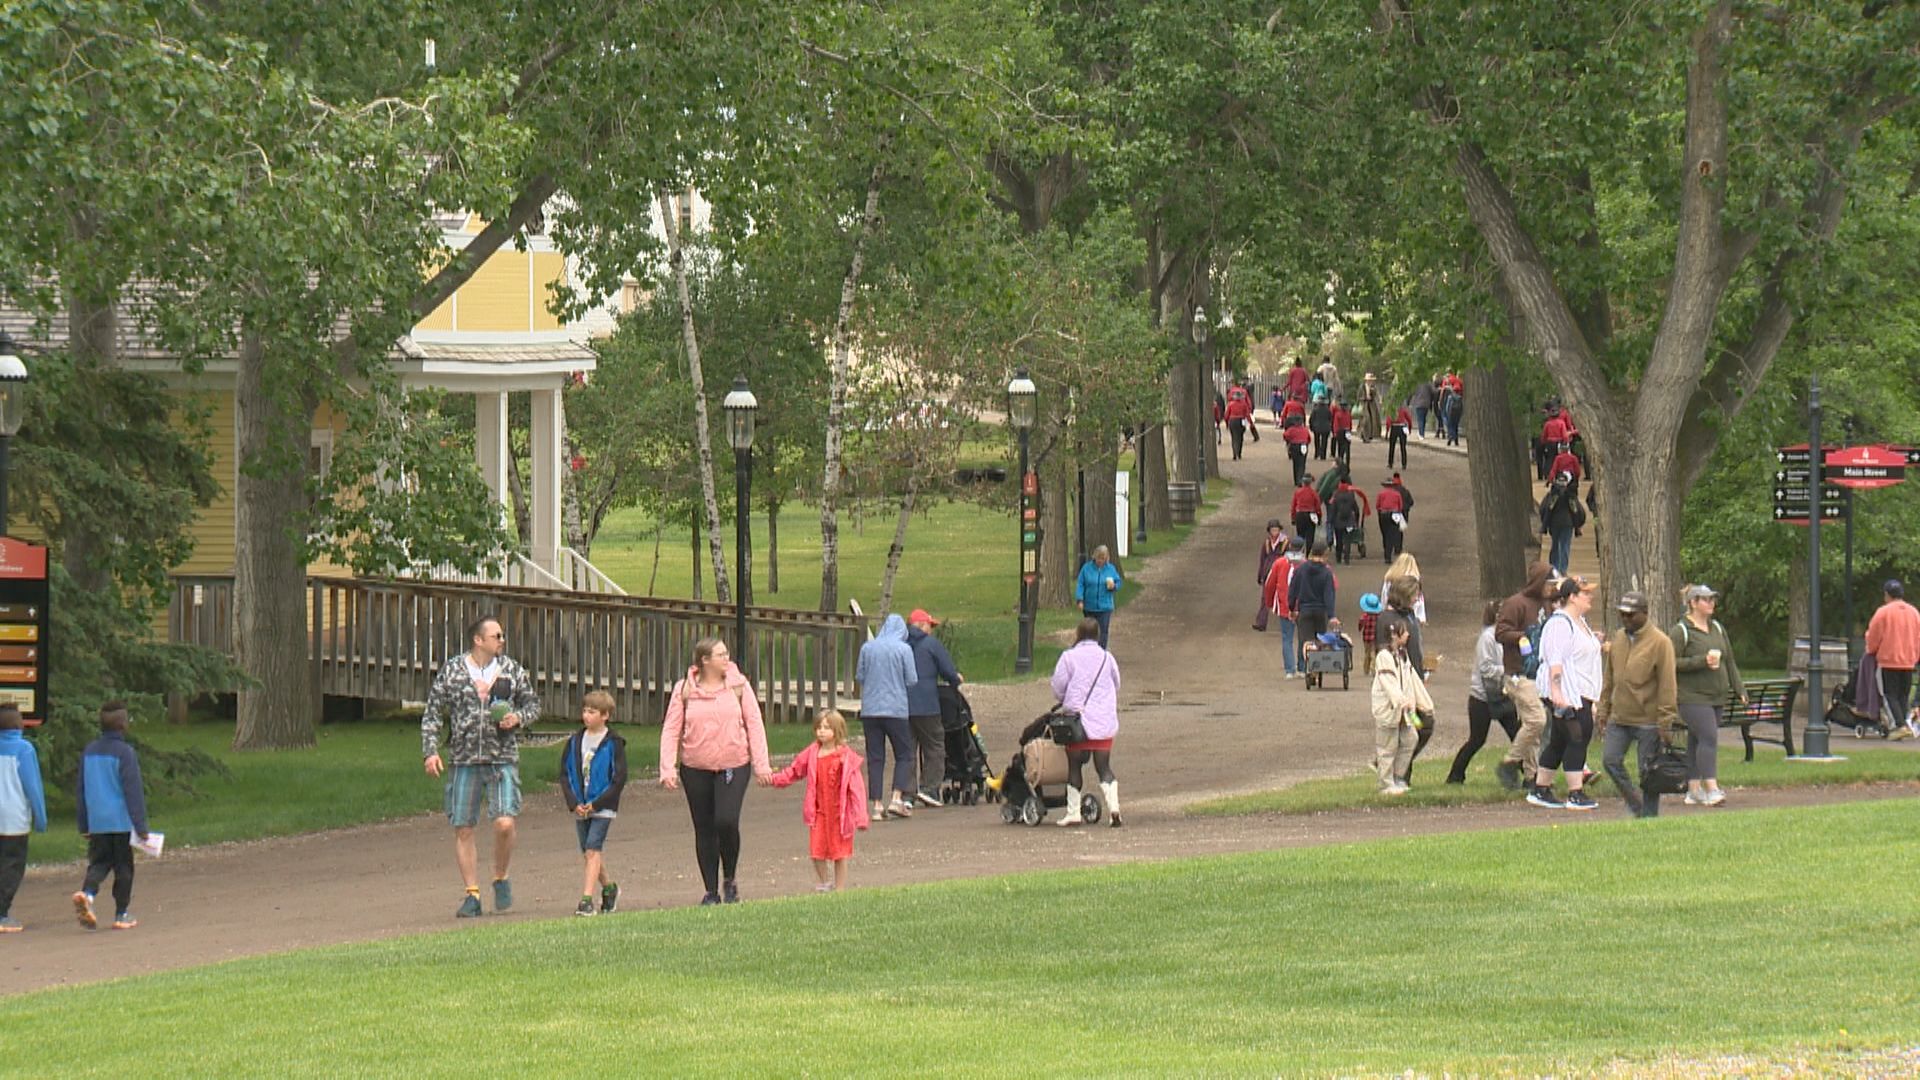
[73,701,148,930]
[559,690,627,917]
[0,704,48,932]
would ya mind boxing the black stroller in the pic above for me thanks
[1825,663,1896,738]
[992,712,1103,827]
[937,684,998,805]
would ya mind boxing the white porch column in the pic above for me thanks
[529,387,563,578]
[474,391,510,507]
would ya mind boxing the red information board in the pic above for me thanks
[0,537,49,725]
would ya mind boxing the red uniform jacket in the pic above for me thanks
[1551,451,1582,483]
[1390,408,1413,432]
[1331,405,1353,435]
[1376,487,1406,514]
[1283,423,1312,447]
[1291,487,1322,516]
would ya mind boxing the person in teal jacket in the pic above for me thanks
[1075,546,1123,649]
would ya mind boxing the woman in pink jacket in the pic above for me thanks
[660,637,772,905]
[1049,617,1123,828]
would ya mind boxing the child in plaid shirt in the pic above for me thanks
[1358,593,1382,675]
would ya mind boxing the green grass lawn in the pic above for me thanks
[10,799,1919,1075]
[587,471,1226,683]
[27,720,819,866]
[1189,747,1920,817]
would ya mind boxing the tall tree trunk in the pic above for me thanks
[505,450,531,549]
[819,164,884,613]
[1463,361,1537,599]
[1167,357,1202,488]
[1198,357,1218,482]
[1143,425,1172,530]
[765,494,780,595]
[647,520,663,596]
[1037,441,1073,608]
[876,483,916,620]
[232,333,318,750]
[1085,456,1118,562]
[656,191,731,603]
[689,507,702,601]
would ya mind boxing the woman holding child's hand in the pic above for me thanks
[659,637,771,906]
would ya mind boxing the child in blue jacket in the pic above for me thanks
[74,701,148,930]
[0,704,47,932]
[559,691,628,917]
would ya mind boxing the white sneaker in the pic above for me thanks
[1684,791,1704,805]
[914,791,942,808]
[1703,789,1726,806]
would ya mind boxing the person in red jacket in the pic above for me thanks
[1539,407,1570,481]
[1387,405,1412,471]
[1330,400,1354,466]
[1283,418,1312,485]
[1263,539,1306,678]
[1376,479,1407,564]
[1286,358,1311,401]
[768,709,870,893]
[1866,580,1920,733]
[1550,443,1583,488]
[1224,386,1254,460]
[1281,394,1307,429]
[1290,476,1322,545]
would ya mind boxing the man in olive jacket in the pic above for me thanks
[1596,591,1679,818]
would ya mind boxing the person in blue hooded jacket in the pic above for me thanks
[0,704,48,932]
[856,613,919,819]
[1075,546,1123,649]
[73,701,148,931]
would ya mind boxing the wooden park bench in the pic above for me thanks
[1721,678,1801,761]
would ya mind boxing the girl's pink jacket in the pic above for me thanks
[769,744,871,838]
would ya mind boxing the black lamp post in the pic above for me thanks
[722,376,757,675]
[1193,306,1210,486]
[1009,369,1037,674]
[0,335,28,534]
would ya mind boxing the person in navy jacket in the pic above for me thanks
[559,690,628,916]
[73,701,148,930]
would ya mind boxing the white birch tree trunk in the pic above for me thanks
[656,190,731,603]
[818,165,885,613]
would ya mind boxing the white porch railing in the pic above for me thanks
[400,553,568,591]
[558,547,628,595]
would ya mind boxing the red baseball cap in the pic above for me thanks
[908,608,940,626]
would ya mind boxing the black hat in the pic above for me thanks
[1887,579,1905,598]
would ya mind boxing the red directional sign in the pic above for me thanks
[1822,444,1907,489]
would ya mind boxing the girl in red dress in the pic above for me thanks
[769,710,870,892]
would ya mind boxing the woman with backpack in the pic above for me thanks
[1527,577,1604,810]
[1448,600,1521,783]
[1672,584,1745,806]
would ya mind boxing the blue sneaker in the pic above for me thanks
[456,893,483,918]
[492,878,513,913]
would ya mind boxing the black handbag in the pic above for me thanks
[1047,652,1109,745]
[1642,736,1689,796]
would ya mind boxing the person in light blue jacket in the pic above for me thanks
[1074,546,1123,649]
[0,704,48,931]
[855,614,918,819]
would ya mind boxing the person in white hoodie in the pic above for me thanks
[1370,620,1434,795]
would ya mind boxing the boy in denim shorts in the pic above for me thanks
[423,614,540,918]
[560,690,628,916]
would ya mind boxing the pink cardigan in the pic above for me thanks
[769,743,871,838]
[659,663,771,781]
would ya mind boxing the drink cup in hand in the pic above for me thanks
[1707,649,1722,670]
[1105,578,1115,591]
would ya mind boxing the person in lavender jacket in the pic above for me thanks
[1049,617,1124,828]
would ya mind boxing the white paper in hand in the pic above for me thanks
[131,832,165,858]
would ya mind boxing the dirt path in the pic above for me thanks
[5,435,1912,996]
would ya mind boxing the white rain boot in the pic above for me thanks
[1101,780,1123,828]
[1057,786,1083,826]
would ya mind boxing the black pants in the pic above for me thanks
[680,766,750,895]
[1334,432,1351,465]
[1289,445,1306,485]
[1228,419,1246,460]
[1378,515,1403,563]
[1295,611,1330,670]
[1539,701,1594,775]
[0,834,27,917]
[82,833,135,915]
[1449,696,1521,782]
[1883,667,1914,726]
[1334,524,1359,564]
[1387,428,1408,469]
[1312,431,1329,459]
[1293,512,1317,545]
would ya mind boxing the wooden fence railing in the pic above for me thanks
[167,575,868,723]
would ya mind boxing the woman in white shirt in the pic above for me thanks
[1528,577,1604,810]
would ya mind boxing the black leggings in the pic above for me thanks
[1539,701,1594,775]
[1387,428,1408,469]
[0,834,26,917]
[83,833,135,915]
[680,766,750,894]
[1066,749,1116,790]
[1449,695,1521,782]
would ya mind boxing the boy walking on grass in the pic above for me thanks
[560,691,627,917]
[0,704,48,932]
[73,701,148,931]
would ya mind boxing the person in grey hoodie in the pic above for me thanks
[856,613,919,819]
[905,608,963,808]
